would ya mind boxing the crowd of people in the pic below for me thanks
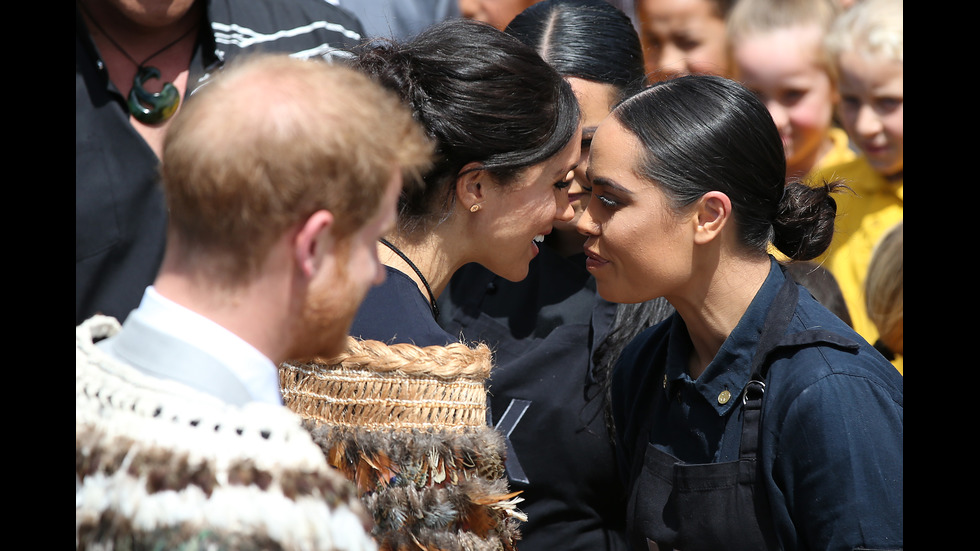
[76,0,902,549]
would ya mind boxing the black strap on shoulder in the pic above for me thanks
[740,278,862,458]
[740,278,798,459]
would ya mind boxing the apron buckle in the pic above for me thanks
[742,379,766,405]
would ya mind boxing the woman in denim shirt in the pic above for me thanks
[578,75,903,550]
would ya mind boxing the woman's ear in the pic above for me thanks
[693,191,732,245]
[294,210,335,278]
[456,161,486,211]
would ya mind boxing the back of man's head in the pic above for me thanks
[160,54,432,284]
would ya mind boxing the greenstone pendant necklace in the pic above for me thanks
[79,2,197,125]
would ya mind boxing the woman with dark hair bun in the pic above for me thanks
[437,2,659,549]
[300,18,581,550]
[581,75,903,550]
[346,18,581,347]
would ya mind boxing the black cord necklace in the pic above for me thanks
[78,1,197,124]
[379,238,440,320]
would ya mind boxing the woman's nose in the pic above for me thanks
[576,204,599,236]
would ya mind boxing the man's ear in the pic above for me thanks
[693,191,732,245]
[294,210,335,278]
[455,161,486,212]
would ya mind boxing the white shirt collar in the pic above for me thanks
[130,287,283,406]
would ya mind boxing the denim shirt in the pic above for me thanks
[612,258,903,551]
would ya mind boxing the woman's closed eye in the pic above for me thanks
[582,184,617,208]
[592,192,619,208]
[554,168,575,190]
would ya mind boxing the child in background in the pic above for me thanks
[726,0,856,329]
[865,220,903,374]
[727,0,855,183]
[813,0,903,346]
[634,0,733,82]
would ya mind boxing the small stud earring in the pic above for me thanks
[470,204,481,213]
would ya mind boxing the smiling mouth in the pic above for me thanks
[864,142,889,155]
[533,235,545,243]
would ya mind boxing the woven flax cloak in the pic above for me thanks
[280,337,524,551]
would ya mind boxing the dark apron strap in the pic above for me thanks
[736,278,800,550]
[740,277,799,457]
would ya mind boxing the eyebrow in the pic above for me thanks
[585,168,633,194]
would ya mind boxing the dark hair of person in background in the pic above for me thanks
[785,261,852,327]
[505,0,647,100]
[350,18,581,237]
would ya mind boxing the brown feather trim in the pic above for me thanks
[302,423,524,551]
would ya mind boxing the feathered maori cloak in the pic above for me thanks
[280,337,524,551]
